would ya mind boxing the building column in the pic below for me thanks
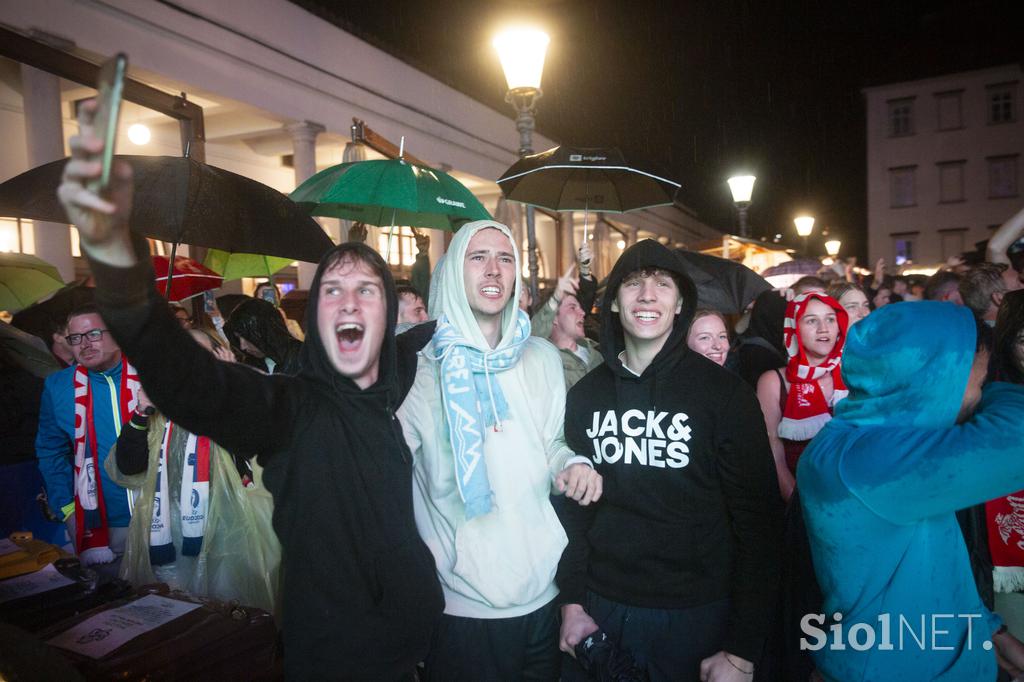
[287,121,326,289]
[625,225,639,247]
[21,65,74,282]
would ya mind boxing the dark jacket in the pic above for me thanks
[732,289,787,388]
[223,297,302,375]
[557,239,782,664]
[89,235,443,681]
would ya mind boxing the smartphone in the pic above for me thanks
[87,53,128,194]
[203,290,218,316]
[259,285,279,307]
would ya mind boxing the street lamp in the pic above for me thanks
[794,215,815,255]
[494,27,549,305]
[825,239,841,257]
[727,175,756,238]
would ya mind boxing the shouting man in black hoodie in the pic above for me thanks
[557,240,782,681]
[58,100,443,680]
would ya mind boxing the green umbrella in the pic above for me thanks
[203,249,294,281]
[290,159,492,231]
[0,252,65,312]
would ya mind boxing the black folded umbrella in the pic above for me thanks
[0,156,334,264]
[675,249,772,315]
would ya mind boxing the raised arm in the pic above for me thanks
[988,206,1024,266]
[841,382,1024,524]
[58,100,300,456]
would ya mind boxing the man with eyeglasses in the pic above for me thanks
[36,304,142,574]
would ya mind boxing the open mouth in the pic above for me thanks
[633,311,661,323]
[336,322,365,351]
[480,285,502,299]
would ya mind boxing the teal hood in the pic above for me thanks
[429,220,522,350]
[835,301,976,429]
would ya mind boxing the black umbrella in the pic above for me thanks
[0,156,334,264]
[11,280,94,342]
[497,145,680,239]
[674,249,772,315]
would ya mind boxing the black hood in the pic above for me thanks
[742,289,787,358]
[599,239,698,378]
[223,297,301,370]
[297,242,400,401]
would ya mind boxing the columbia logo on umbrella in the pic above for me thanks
[436,196,467,208]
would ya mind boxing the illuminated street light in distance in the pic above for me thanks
[493,28,550,91]
[727,175,756,203]
[825,239,841,256]
[794,215,816,237]
[127,123,151,145]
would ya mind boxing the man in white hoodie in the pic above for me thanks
[399,220,600,680]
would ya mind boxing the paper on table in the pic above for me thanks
[0,538,19,556]
[48,594,201,659]
[0,563,76,604]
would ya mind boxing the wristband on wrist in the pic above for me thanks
[61,501,75,521]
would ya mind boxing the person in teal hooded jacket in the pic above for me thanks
[798,301,1024,681]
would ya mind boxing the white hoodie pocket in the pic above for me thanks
[451,499,567,609]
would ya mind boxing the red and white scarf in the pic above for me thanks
[779,293,849,441]
[149,421,212,565]
[987,493,1024,592]
[72,356,140,565]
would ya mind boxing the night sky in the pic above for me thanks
[291,0,1022,261]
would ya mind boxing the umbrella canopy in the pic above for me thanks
[0,156,334,263]
[11,280,94,340]
[290,159,492,231]
[152,255,223,303]
[760,259,822,279]
[674,250,772,315]
[0,252,65,313]
[497,146,680,213]
[203,249,293,282]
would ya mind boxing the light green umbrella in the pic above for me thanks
[290,158,492,231]
[0,252,65,312]
[203,249,294,282]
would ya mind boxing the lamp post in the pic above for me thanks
[794,215,815,256]
[825,239,841,258]
[727,175,756,238]
[494,27,549,305]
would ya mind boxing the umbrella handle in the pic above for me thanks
[165,241,179,299]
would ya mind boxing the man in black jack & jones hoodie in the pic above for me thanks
[557,240,782,682]
[57,99,443,680]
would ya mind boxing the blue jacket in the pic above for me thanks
[36,362,132,527]
[798,302,1024,681]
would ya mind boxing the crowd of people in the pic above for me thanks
[3,98,1024,682]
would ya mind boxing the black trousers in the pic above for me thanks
[421,598,560,682]
[560,591,730,682]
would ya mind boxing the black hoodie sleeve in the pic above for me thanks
[554,384,597,606]
[86,234,302,457]
[715,380,784,663]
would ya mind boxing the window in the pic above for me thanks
[939,228,967,261]
[893,236,915,266]
[988,82,1017,124]
[938,161,965,203]
[988,155,1019,198]
[889,166,916,207]
[377,226,418,272]
[935,90,963,130]
[0,218,34,254]
[888,98,914,136]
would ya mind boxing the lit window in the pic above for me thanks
[988,155,1019,198]
[938,161,965,203]
[988,83,1017,124]
[888,98,914,136]
[377,227,417,268]
[0,218,34,254]
[889,166,916,207]
[894,238,914,265]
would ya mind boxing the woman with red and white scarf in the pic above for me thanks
[756,292,849,503]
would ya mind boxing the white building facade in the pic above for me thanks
[0,0,721,295]
[863,64,1023,267]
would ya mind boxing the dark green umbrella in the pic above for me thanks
[0,253,65,313]
[290,159,492,231]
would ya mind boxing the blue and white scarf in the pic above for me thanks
[432,310,531,520]
[150,421,211,566]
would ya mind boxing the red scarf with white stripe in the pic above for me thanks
[72,356,140,563]
[779,293,849,441]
